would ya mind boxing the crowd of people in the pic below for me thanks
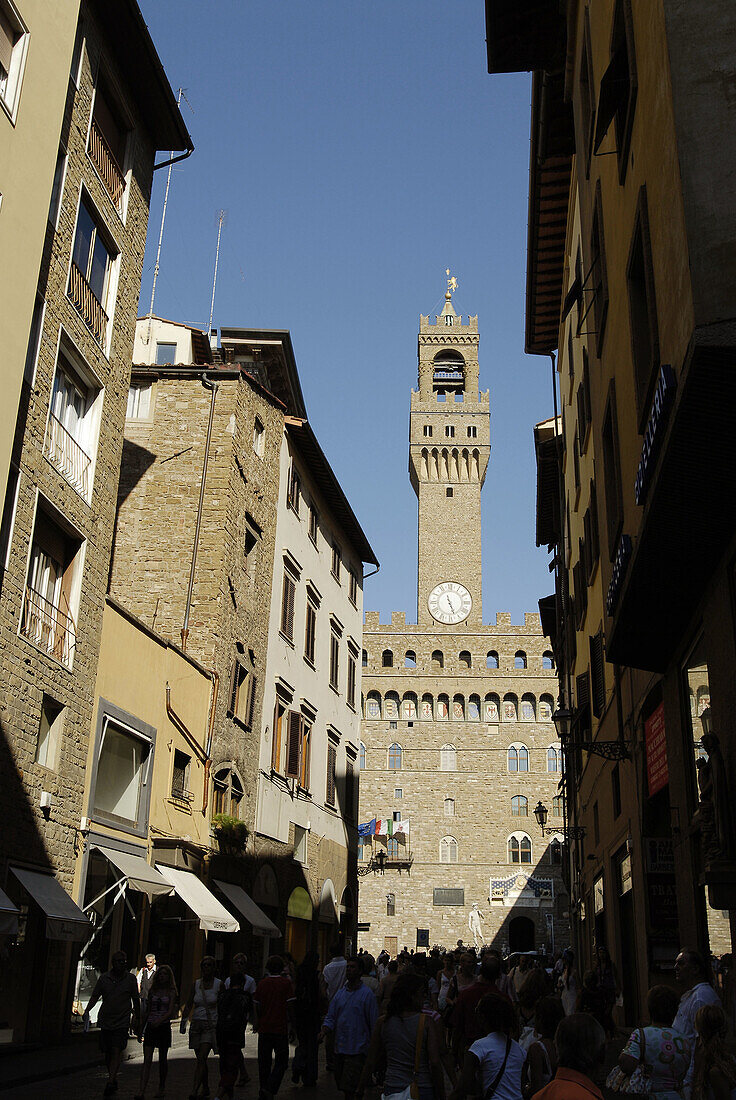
[80,940,736,1100]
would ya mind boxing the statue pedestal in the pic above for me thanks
[701,864,736,910]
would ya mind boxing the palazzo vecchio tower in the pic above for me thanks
[357,278,569,956]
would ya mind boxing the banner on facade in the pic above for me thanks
[645,702,669,796]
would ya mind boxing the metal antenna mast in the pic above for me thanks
[208,209,226,337]
[145,88,192,344]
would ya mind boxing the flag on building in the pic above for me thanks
[358,819,376,837]
[394,820,410,837]
[375,818,393,837]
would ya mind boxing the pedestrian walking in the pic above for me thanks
[137,953,157,1017]
[437,955,455,1015]
[522,996,564,1098]
[320,956,378,1100]
[215,971,252,1100]
[576,971,608,1034]
[84,949,141,1096]
[450,993,524,1100]
[224,953,256,1087]
[531,1013,606,1100]
[323,942,348,1001]
[453,954,511,1060]
[134,964,178,1100]
[361,954,380,996]
[379,960,400,1014]
[610,984,690,1100]
[593,946,619,1037]
[180,955,223,1100]
[557,950,578,1017]
[692,1003,736,1100]
[292,950,322,1088]
[673,947,722,1093]
[254,954,297,1100]
[357,972,446,1100]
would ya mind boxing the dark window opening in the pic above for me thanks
[602,382,623,560]
[627,187,660,425]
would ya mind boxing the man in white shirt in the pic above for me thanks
[673,947,721,1090]
[322,943,348,1002]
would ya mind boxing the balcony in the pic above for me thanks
[68,262,108,348]
[88,117,126,210]
[21,586,76,668]
[44,413,91,497]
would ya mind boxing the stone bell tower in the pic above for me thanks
[409,276,490,627]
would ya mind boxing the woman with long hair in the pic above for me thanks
[450,994,524,1100]
[180,955,223,1100]
[558,950,578,1017]
[135,964,178,1100]
[357,972,446,1100]
[692,1004,736,1100]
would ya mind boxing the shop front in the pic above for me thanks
[285,886,313,963]
[214,879,280,976]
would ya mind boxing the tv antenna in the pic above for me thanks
[208,209,226,337]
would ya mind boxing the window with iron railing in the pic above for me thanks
[88,83,128,211]
[45,358,94,497]
[21,513,81,669]
[69,198,115,347]
[171,750,192,802]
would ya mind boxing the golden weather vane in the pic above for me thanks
[445,268,458,297]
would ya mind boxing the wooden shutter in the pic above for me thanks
[326,743,337,806]
[228,662,239,715]
[281,571,295,639]
[589,632,606,718]
[576,670,592,738]
[285,710,301,779]
[271,702,283,771]
[246,674,257,729]
[299,723,311,789]
[345,760,354,820]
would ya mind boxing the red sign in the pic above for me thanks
[645,703,669,796]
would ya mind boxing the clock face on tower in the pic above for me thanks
[428,581,472,624]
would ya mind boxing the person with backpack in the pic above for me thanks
[215,971,252,1100]
[450,993,524,1100]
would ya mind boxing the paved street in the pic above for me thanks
[6,1032,335,1100]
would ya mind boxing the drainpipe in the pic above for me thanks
[202,669,220,815]
[182,375,218,651]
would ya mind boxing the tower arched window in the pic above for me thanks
[382,649,393,668]
[366,691,381,719]
[550,838,563,864]
[421,693,433,720]
[515,651,527,669]
[547,745,561,773]
[503,694,518,722]
[539,694,554,722]
[432,650,444,670]
[359,742,366,770]
[440,744,457,772]
[388,743,402,770]
[484,694,500,722]
[511,795,528,817]
[440,836,458,863]
[384,692,399,719]
[437,693,449,720]
[459,650,471,668]
[444,797,455,816]
[486,651,499,669]
[552,795,563,818]
[468,694,481,720]
[542,651,555,670]
[508,832,532,864]
[432,350,465,398]
[212,767,244,819]
[404,650,417,669]
[362,649,368,667]
[452,695,464,720]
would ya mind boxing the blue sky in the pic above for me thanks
[139,1,555,624]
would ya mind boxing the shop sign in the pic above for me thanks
[645,703,669,796]
[618,851,633,896]
[635,364,677,505]
[645,837,674,875]
[606,534,632,616]
[433,887,464,906]
[594,876,604,914]
[416,928,430,948]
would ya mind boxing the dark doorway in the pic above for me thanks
[509,915,535,953]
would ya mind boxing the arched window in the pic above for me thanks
[359,742,366,770]
[486,651,499,669]
[550,838,563,864]
[539,694,554,722]
[366,691,381,719]
[484,694,500,722]
[384,692,399,719]
[382,649,393,668]
[459,650,471,668]
[508,833,532,864]
[386,892,395,916]
[362,649,368,667]
[440,836,458,863]
[432,650,444,670]
[388,743,402,770]
[521,694,536,721]
[552,795,563,817]
[444,797,455,816]
[437,694,449,720]
[511,795,528,817]
[387,838,400,859]
[508,743,529,772]
[515,651,527,669]
[452,694,464,720]
[421,694,433,720]
[503,694,518,722]
[547,745,561,773]
[440,744,457,772]
[433,350,465,397]
[405,650,417,669]
[542,651,555,669]
[402,693,417,720]
[468,694,481,720]
[212,767,244,818]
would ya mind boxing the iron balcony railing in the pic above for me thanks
[68,262,108,347]
[88,117,126,209]
[170,785,194,804]
[21,586,76,668]
[44,412,91,497]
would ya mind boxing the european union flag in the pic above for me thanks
[358,818,376,837]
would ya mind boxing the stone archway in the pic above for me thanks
[508,914,535,953]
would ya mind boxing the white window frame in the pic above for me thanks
[439,835,458,863]
[440,744,456,772]
[508,831,533,865]
[126,382,153,420]
[46,331,104,502]
[93,714,153,827]
[0,0,29,124]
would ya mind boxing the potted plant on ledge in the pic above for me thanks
[211,813,248,856]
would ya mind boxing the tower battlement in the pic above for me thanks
[419,313,479,333]
[363,610,543,633]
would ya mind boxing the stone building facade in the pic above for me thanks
[0,4,190,1044]
[358,292,567,956]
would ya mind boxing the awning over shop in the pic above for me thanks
[10,866,89,941]
[287,886,312,921]
[155,865,239,933]
[215,880,280,938]
[0,885,20,936]
[93,845,172,899]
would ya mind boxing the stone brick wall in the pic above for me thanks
[0,3,158,897]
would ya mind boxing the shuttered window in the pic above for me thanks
[590,631,606,718]
[326,743,337,806]
[299,720,311,790]
[330,628,340,691]
[576,671,592,738]
[347,647,357,708]
[345,759,355,820]
[304,600,316,664]
[281,570,296,640]
[272,700,285,772]
[285,709,302,779]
